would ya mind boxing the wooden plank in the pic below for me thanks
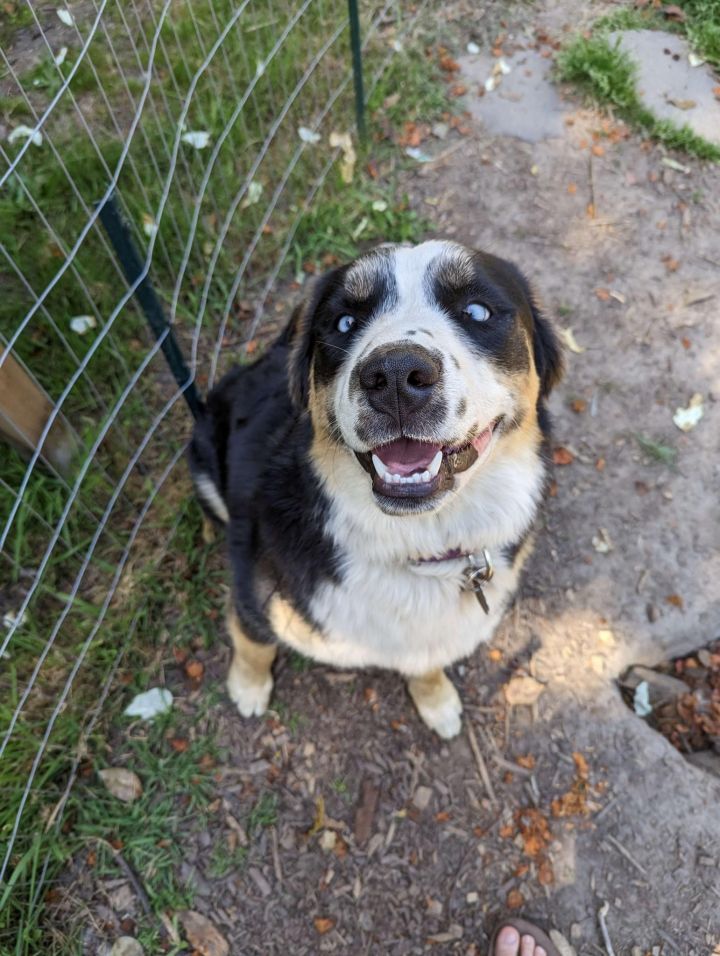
[0,352,77,474]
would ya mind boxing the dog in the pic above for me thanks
[189,240,562,738]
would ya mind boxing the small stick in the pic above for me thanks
[466,723,497,806]
[93,837,155,923]
[588,153,597,217]
[270,825,283,884]
[597,901,616,956]
[604,834,648,877]
[490,754,534,776]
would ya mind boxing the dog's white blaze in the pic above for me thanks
[194,473,230,524]
[333,242,512,452]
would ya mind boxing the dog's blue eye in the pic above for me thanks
[464,303,491,322]
[337,315,355,333]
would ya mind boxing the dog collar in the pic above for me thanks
[411,548,494,615]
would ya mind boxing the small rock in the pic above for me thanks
[412,785,433,811]
[111,939,144,956]
[621,665,688,705]
[466,891,479,904]
[426,897,443,917]
[698,855,716,867]
[646,603,660,623]
[319,830,337,852]
[570,922,582,941]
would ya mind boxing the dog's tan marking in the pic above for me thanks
[226,602,277,717]
[407,669,463,739]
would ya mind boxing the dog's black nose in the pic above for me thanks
[358,345,441,420]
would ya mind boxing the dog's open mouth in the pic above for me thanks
[356,420,500,499]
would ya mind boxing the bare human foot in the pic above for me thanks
[494,925,547,956]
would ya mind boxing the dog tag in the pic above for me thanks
[462,550,494,615]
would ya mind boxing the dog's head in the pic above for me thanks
[288,240,562,516]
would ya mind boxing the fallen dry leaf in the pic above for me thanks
[354,779,380,846]
[572,751,589,780]
[667,97,696,110]
[673,392,703,431]
[665,593,684,609]
[506,889,524,909]
[504,675,546,707]
[595,287,610,301]
[591,144,605,157]
[516,808,550,857]
[538,859,555,885]
[185,659,204,681]
[571,398,587,414]
[559,327,586,354]
[552,446,574,466]
[567,182,577,195]
[663,4,686,21]
[314,917,335,935]
[516,754,536,770]
[98,768,142,803]
[170,738,189,753]
[180,911,229,956]
[661,254,680,273]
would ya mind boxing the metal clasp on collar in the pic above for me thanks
[461,548,494,614]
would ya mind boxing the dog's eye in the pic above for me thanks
[336,315,356,334]
[464,303,491,322]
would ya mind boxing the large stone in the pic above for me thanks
[458,48,569,142]
[610,29,720,146]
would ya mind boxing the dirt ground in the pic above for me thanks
[74,2,720,953]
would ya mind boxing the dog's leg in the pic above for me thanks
[407,669,462,739]
[226,603,277,718]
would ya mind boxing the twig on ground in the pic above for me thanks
[490,754,534,776]
[466,722,497,806]
[597,901,617,956]
[604,834,649,877]
[270,825,283,884]
[91,837,156,925]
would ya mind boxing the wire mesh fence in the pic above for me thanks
[0,0,430,942]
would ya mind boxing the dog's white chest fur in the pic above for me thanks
[270,445,544,675]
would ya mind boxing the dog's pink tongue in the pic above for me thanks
[375,439,441,476]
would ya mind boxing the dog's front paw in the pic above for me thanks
[226,668,273,718]
[408,671,463,739]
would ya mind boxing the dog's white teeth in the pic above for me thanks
[371,453,388,478]
[419,470,431,483]
[428,450,443,478]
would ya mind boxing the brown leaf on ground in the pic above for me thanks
[538,859,555,885]
[499,823,515,839]
[314,917,335,935]
[567,182,577,194]
[591,144,605,157]
[438,54,460,73]
[595,287,611,301]
[516,755,536,770]
[170,738,189,753]
[185,659,204,681]
[713,86,720,100]
[506,889,524,909]
[663,4,686,21]
[573,751,589,780]
[552,446,574,466]
[661,254,680,273]
[354,779,380,846]
[666,593,684,609]
[516,808,551,857]
[180,911,229,956]
[98,768,142,804]
[571,398,587,413]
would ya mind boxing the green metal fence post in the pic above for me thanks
[347,0,366,141]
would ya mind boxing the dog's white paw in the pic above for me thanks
[416,685,463,739]
[226,669,273,718]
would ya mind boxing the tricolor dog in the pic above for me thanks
[189,240,562,738]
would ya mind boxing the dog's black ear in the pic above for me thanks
[287,267,344,409]
[531,303,564,399]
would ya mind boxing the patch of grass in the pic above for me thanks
[246,793,278,837]
[206,841,248,879]
[0,0,452,946]
[557,32,720,162]
[635,433,677,465]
